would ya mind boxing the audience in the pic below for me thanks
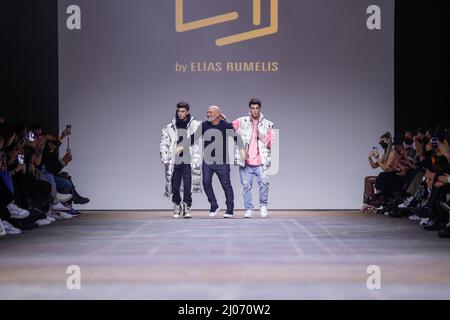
[362,123,450,239]
[0,117,89,237]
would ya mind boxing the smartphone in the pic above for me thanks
[28,131,35,142]
[431,137,438,149]
[18,154,24,165]
[371,146,379,157]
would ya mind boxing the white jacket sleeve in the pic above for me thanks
[160,127,170,164]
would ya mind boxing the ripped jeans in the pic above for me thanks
[239,165,269,210]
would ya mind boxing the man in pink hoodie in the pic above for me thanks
[232,99,275,218]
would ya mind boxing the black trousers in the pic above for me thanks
[375,171,404,197]
[202,162,234,214]
[427,173,450,224]
[12,173,52,210]
[0,178,14,220]
[171,164,192,207]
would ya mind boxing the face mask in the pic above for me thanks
[404,138,413,146]
[380,142,388,150]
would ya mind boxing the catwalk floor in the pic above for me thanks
[1,210,450,299]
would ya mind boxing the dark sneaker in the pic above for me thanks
[411,206,433,219]
[423,221,440,231]
[438,225,450,238]
[183,203,192,219]
[388,211,402,218]
[9,218,39,231]
[73,195,90,205]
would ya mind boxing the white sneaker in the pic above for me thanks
[51,203,71,211]
[0,220,6,236]
[209,207,220,217]
[398,196,414,209]
[420,218,430,226]
[46,216,56,222]
[57,211,74,219]
[53,193,73,204]
[47,211,64,221]
[408,214,420,221]
[36,218,52,226]
[223,213,234,219]
[173,203,182,218]
[2,220,21,235]
[244,210,253,218]
[6,203,30,219]
[260,206,268,218]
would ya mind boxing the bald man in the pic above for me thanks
[189,106,241,218]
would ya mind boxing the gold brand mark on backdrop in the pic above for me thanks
[175,0,278,46]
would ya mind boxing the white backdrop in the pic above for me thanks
[58,0,394,210]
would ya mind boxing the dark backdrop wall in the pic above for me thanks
[1,0,448,134]
[394,0,450,132]
[2,1,59,135]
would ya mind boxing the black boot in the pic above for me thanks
[72,187,90,205]
[438,226,450,238]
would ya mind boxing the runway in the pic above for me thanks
[1,210,450,299]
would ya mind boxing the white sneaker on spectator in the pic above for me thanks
[53,193,73,204]
[244,210,253,218]
[2,220,22,235]
[398,196,414,209]
[0,220,6,236]
[47,211,64,221]
[51,203,71,211]
[46,216,56,222]
[260,206,268,218]
[6,203,30,219]
[57,211,74,219]
[36,218,52,226]
[419,218,430,226]
[408,214,420,221]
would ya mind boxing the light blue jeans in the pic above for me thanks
[239,165,269,210]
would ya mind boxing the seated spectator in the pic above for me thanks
[0,116,89,237]
[363,123,450,239]
[361,132,393,211]
[41,127,89,205]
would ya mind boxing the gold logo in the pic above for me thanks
[176,0,278,46]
